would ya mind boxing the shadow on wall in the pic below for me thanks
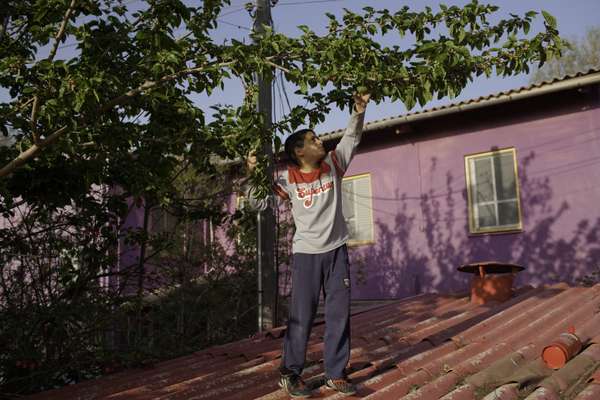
[353,151,600,299]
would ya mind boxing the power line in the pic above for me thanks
[220,6,249,18]
[217,19,252,31]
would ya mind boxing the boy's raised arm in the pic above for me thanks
[333,93,370,174]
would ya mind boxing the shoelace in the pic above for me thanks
[329,379,350,388]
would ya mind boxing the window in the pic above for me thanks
[342,173,374,245]
[465,148,523,234]
[149,207,213,256]
[150,207,178,237]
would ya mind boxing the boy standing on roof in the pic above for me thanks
[246,93,369,398]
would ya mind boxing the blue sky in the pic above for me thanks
[3,0,600,136]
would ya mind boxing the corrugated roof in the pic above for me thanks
[321,67,600,141]
[28,283,600,399]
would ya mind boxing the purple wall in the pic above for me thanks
[344,85,600,299]
[117,191,240,293]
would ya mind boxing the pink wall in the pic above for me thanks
[345,86,600,299]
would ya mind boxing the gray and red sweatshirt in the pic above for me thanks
[247,109,365,254]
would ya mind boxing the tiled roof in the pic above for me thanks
[29,283,600,400]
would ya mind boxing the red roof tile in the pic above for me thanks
[28,283,600,399]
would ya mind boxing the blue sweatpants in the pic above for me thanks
[281,244,351,379]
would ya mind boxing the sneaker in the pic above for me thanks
[278,373,312,398]
[325,377,357,395]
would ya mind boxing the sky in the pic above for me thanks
[3,0,600,136]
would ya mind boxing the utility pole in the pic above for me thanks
[254,0,277,332]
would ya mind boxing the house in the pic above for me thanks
[321,68,600,300]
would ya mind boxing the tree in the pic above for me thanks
[530,26,600,83]
[0,0,564,394]
[0,0,563,198]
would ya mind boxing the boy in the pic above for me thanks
[246,93,369,398]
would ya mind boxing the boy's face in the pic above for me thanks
[296,131,326,164]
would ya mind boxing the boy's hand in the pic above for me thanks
[246,151,258,173]
[353,93,370,113]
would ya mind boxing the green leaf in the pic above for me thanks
[541,10,557,29]
[299,81,308,94]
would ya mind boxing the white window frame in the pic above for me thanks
[464,147,523,234]
[342,173,375,246]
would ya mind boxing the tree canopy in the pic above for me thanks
[530,26,600,83]
[0,0,563,207]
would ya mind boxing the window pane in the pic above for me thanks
[494,153,517,200]
[474,158,494,202]
[342,180,356,240]
[342,175,374,243]
[477,203,497,228]
[342,180,355,221]
[498,201,519,226]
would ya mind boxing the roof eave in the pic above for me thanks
[320,70,600,142]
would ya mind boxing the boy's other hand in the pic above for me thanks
[353,93,370,113]
[246,151,258,173]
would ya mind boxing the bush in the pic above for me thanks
[0,190,268,395]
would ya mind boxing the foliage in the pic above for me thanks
[0,0,564,198]
[530,26,600,83]
[0,178,263,394]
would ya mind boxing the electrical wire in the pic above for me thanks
[220,6,249,18]
[217,19,252,30]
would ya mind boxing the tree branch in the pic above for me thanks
[0,125,68,178]
[265,60,291,74]
[47,0,77,62]
[0,60,237,179]
[98,61,236,113]
[30,96,41,144]
[29,0,77,146]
